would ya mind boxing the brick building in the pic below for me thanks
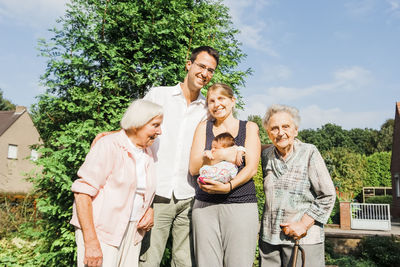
[0,106,42,193]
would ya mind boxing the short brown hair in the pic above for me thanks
[190,46,219,66]
[213,132,235,148]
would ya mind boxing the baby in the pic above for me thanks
[198,132,245,185]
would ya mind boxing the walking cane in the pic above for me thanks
[291,239,305,267]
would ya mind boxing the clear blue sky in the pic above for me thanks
[1,0,399,130]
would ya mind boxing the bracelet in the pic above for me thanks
[229,181,233,192]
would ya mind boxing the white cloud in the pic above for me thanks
[386,0,400,18]
[238,103,390,130]
[238,66,375,126]
[0,0,68,29]
[333,66,373,90]
[237,24,279,57]
[387,0,400,10]
[260,64,292,82]
[256,66,372,102]
[299,105,391,130]
[345,0,376,17]
[223,0,278,57]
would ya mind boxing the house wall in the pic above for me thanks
[0,110,41,193]
[391,102,400,218]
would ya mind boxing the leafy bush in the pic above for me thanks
[325,236,400,267]
[325,239,376,267]
[357,235,400,267]
[325,254,377,267]
[0,194,38,238]
[0,217,44,267]
[365,195,392,204]
[322,147,367,200]
[254,161,265,220]
[327,197,340,224]
[364,152,392,187]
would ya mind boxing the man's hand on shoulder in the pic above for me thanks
[91,131,118,147]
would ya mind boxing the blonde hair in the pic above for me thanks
[120,99,163,130]
[262,104,300,129]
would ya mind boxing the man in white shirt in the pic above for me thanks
[140,46,219,267]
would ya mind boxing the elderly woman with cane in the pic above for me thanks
[259,104,335,267]
[70,99,163,267]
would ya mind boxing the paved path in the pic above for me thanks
[325,220,400,238]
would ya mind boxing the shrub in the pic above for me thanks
[0,193,38,238]
[254,161,265,220]
[364,152,392,187]
[358,235,400,267]
[327,197,340,224]
[365,195,392,204]
[0,207,43,267]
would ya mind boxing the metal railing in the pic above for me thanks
[350,203,391,231]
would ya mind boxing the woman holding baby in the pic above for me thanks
[189,83,261,267]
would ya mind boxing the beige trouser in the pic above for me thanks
[139,195,194,267]
[192,200,259,267]
[259,240,325,267]
[76,221,141,267]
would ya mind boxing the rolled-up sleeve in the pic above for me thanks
[305,147,336,224]
[71,138,115,196]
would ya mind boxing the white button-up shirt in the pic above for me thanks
[144,83,207,199]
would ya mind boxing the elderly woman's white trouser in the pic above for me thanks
[76,221,141,267]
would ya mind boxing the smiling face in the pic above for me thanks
[207,89,235,120]
[185,51,217,92]
[131,115,163,148]
[266,111,298,156]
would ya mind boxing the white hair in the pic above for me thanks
[262,104,301,129]
[120,99,163,130]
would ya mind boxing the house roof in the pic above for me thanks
[0,108,25,136]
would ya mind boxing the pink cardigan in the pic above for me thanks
[70,130,156,247]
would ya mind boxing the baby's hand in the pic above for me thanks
[203,150,214,160]
[235,150,245,166]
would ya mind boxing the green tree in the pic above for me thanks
[364,152,392,187]
[0,89,16,110]
[376,119,394,152]
[298,123,353,153]
[299,123,381,155]
[347,127,378,155]
[322,147,367,200]
[31,0,251,265]
[248,115,270,144]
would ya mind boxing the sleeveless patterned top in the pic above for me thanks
[194,120,257,204]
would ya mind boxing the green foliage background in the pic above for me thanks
[31,0,251,265]
[297,120,394,198]
[0,88,16,110]
[365,152,392,187]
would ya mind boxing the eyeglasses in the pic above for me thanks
[193,62,215,76]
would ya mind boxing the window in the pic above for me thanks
[8,144,18,159]
[31,149,39,161]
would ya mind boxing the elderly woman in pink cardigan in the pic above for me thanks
[70,99,163,267]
